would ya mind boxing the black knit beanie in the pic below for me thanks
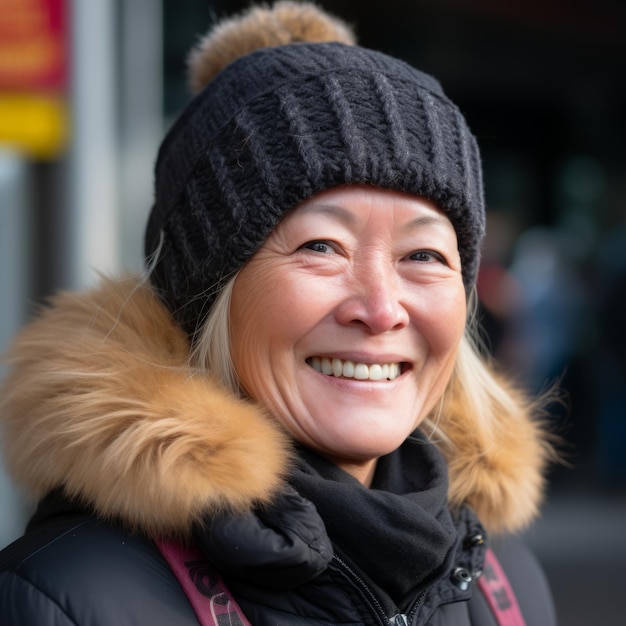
[146,4,485,340]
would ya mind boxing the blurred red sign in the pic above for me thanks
[0,0,68,90]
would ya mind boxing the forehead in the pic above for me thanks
[283,185,456,232]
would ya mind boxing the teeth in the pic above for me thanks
[332,358,343,377]
[308,357,403,381]
[354,363,368,380]
[342,360,355,378]
[369,364,383,380]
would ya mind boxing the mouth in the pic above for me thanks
[306,356,410,381]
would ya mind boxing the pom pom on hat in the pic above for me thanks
[146,1,486,340]
[187,1,355,94]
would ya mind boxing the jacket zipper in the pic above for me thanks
[405,590,427,624]
[332,554,410,626]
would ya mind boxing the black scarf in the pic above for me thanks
[289,433,459,607]
[197,432,460,610]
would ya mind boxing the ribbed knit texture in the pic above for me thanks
[146,42,485,339]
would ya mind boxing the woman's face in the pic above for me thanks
[230,185,466,483]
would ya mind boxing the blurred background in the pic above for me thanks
[1,0,624,623]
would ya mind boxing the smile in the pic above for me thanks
[306,356,405,381]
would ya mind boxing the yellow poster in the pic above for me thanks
[0,0,69,159]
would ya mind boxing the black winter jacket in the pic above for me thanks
[0,278,556,625]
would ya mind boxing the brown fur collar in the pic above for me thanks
[1,276,550,537]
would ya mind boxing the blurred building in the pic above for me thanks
[0,0,163,546]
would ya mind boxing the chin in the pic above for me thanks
[327,435,409,461]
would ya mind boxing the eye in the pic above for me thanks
[408,250,446,264]
[302,240,334,254]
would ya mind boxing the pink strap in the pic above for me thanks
[155,539,251,626]
[478,547,527,626]
[158,539,524,625]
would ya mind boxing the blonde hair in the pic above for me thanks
[190,276,240,391]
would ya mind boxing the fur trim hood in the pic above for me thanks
[1,276,551,537]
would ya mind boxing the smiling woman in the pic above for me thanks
[228,187,466,485]
[0,3,557,626]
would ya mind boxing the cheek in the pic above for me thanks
[411,293,465,422]
[230,265,310,387]
[419,286,467,353]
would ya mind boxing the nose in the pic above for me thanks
[334,260,410,334]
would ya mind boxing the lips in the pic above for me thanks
[306,356,405,381]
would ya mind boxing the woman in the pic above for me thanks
[0,2,557,624]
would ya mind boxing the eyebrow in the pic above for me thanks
[297,202,452,232]
[405,215,451,230]
[297,203,357,225]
